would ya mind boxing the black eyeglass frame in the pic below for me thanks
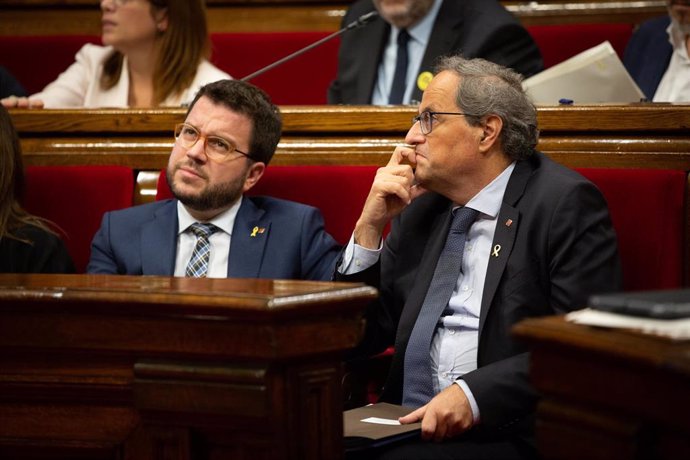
[412,110,480,135]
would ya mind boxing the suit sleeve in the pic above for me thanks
[86,212,119,274]
[298,207,342,281]
[462,180,621,430]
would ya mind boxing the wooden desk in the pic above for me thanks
[0,274,377,460]
[513,315,690,460]
[11,104,690,170]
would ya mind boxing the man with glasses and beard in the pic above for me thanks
[624,0,690,101]
[88,79,340,279]
[338,56,621,459]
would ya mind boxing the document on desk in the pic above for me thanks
[344,403,421,450]
[522,41,645,104]
[566,308,690,340]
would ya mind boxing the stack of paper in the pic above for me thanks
[523,41,645,104]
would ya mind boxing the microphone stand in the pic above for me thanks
[240,11,379,82]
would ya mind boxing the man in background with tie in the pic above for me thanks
[338,56,621,459]
[88,79,340,279]
[328,0,543,105]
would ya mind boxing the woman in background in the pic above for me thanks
[0,106,74,273]
[1,0,229,108]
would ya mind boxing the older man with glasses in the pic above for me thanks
[338,56,621,459]
[87,79,340,279]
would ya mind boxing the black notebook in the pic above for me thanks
[343,403,421,451]
[589,289,690,319]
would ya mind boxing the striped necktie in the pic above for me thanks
[185,223,219,278]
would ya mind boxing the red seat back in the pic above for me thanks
[23,166,134,273]
[527,23,634,68]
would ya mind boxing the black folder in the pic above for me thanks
[343,403,421,451]
[589,289,690,319]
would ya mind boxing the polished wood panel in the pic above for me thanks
[0,274,377,459]
[0,1,667,35]
[11,104,690,170]
[513,315,690,460]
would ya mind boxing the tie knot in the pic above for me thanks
[450,207,478,234]
[189,222,218,239]
[397,29,410,46]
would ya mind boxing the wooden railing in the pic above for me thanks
[12,104,690,171]
[0,1,668,35]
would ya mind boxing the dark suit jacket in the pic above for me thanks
[340,153,621,447]
[0,65,27,98]
[623,16,672,100]
[328,0,543,104]
[87,196,340,280]
[0,224,75,274]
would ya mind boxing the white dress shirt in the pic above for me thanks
[340,162,516,423]
[174,198,242,278]
[371,0,442,105]
[653,21,690,102]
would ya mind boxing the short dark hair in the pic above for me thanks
[434,56,539,161]
[187,79,282,165]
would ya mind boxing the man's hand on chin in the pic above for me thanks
[398,383,474,442]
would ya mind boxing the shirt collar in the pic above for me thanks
[460,161,517,219]
[177,196,243,236]
[667,19,690,56]
[392,0,442,47]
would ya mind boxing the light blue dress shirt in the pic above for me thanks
[371,0,443,105]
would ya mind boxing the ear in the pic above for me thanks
[154,8,169,33]
[242,162,266,193]
[478,114,502,153]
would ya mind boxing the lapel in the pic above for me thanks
[478,159,534,334]
[411,0,463,102]
[141,200,178,275]
[396,199,453,345]
[358,18,390,103]
[227,197,270,278]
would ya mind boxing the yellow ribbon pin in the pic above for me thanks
[417,71,434,91]
[492,244,501,257]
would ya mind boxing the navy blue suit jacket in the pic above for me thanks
[624,16,672,100]
[328,0,543,104]
[87,196,340,280]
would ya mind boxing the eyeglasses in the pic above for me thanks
[174,123,253,162]
[412,110,478,135]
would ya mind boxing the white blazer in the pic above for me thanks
[31,44,231,108]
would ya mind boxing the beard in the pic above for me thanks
[166,161,246,213]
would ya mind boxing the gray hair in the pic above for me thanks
[434,56,539,161]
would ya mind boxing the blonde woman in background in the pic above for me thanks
[0,106,74,273]
[1,0,230,108]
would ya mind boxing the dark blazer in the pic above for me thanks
[0,65,27,98]
[0,224,75,273]
[87,196,340,280]
[328,0,543,104]
[340,153,621,448]
[623,16,673,100]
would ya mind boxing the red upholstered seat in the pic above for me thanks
[23,166,134,273]
[157,165,376,245]
[210,32,339,105]
[0,35,102,95]
[575,168,685,291]
[0,32,337,105]
[527,23,634,68]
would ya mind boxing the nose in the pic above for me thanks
[185,138,209,163]
[101,0,114,12]
[405,121,425,146]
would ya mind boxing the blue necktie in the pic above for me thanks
[185,223,218,278]
[389,29,410,104]
[402,207,479,407]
